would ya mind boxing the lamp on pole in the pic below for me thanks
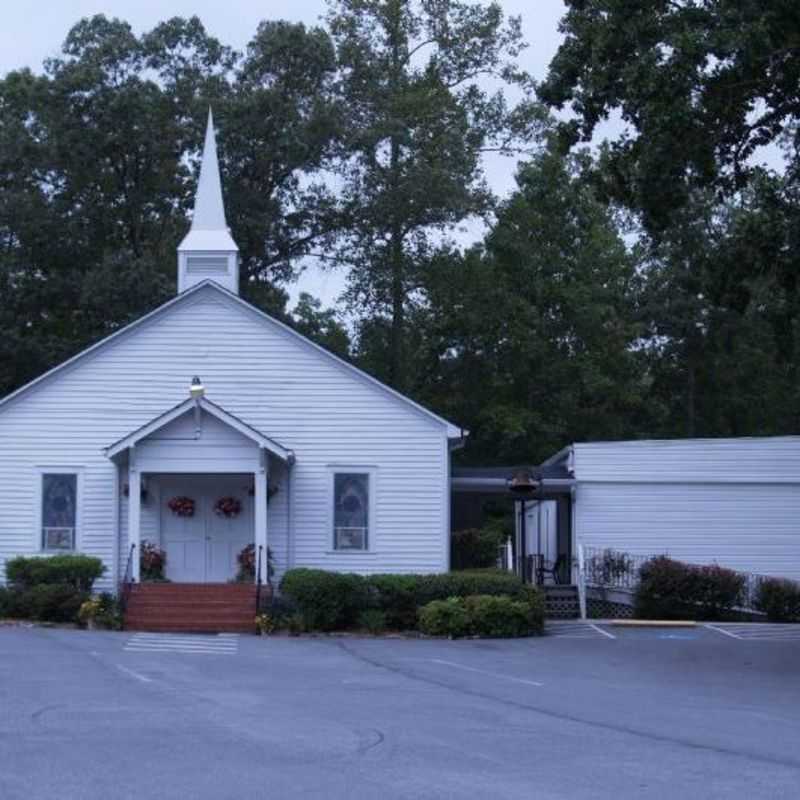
[507,469,540,583]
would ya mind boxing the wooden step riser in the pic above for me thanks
[125,623,255,633]
[128,594,257,600]
[126,608,254,612]
[129,588,258,596]
[126,617,255,627]
[128,604,257,609]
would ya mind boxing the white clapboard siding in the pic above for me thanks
[571,438,800,581]
[573,437,800,483]
[0,285,450,589]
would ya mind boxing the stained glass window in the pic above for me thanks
[42,473,77,551]
[333,473,368,550]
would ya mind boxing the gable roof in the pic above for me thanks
[105,395,291,461]
[0,280,464,438]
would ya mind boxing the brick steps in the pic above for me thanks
[125,620,256,633]
[124,583,264,633]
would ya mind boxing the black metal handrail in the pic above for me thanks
[120,543,136,616]
[255,544,264,618]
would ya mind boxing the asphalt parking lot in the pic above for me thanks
[1,622,799,800]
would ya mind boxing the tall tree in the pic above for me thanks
[539,0,800,232]
[639,174,800,437]
[418,148,646,463]
[327,0,544,391]
[0,15,341,397]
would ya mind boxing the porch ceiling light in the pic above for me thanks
[190,376,205,399]
[507,469,540,496]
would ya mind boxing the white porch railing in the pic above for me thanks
[576,542,588,620]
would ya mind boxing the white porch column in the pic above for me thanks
[128,449,141,583]
[254,448,269,585]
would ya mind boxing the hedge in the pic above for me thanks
[2,554,105,623]
[7,585,89,623]
[418,594,543,638]
[279,569,368,631]
[418,598,471,637]
[635,556,745,621]
[755,577,800,622]
[5,554,105,592]
[279,568,538,633]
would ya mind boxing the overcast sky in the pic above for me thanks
[1,1,568,307]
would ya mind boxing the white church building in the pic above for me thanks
[0,112,463,611]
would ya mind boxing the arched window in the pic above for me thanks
[333,473,369,550]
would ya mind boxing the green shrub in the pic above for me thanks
[364,574,419,629]
[635,556,745,620]
[464,595,535,638]
[519,585,546,635]
[287,612,306,636]
[78,593,121,630]
[280,569,367,631]
[358,608,387,634]
[278,568,527,632]
[13,585,88,623]
[415,571,527,606]
[418,597,471,637]
[450,527,506,571]
[755,577,800,622]
[5,554,105,592]
[419,592,543,639]
[0,586,12,617]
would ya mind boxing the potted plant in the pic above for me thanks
[140,540,167,582]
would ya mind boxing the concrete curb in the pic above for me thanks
[608,619,697,628]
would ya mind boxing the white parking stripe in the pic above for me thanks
[704,623,800,641]
[116,664,154,683]
[124,633,239,655]
[589,623,616,640]
[546,622,612,639]
[705,623,742,639]
[430,659,543,687]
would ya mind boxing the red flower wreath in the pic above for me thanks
[214,496,241,518]
[167,496,195,517]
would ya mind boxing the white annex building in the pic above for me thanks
[453,436,800,588]
[0,112,464,602]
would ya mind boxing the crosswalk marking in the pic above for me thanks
[546,621,611,639]
[705,623,800,641]
[124,633,239,654]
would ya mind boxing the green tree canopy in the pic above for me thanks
[327,0,546,391]
[418,148,646,463]
[539,0,800,231]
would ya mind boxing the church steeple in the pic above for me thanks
[177,109,239,294]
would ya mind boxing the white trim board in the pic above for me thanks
[105,395,291,462]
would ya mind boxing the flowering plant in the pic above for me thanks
[140,540,167,581]
[236,543,274,582]
[167,496,195,517]
[214,496,241,518]
[254,613,278,635]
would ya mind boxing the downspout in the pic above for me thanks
[112,462,121,595]
[286,451,296,573]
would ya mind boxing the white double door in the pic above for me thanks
[161,476,253,583]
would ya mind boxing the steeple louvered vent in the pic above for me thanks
[186,255,228,275]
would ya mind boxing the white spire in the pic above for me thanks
[192,108,228,231]
[178,108,239,294]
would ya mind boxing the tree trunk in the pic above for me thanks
[389,224,405,390]
[686,352,696,438]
